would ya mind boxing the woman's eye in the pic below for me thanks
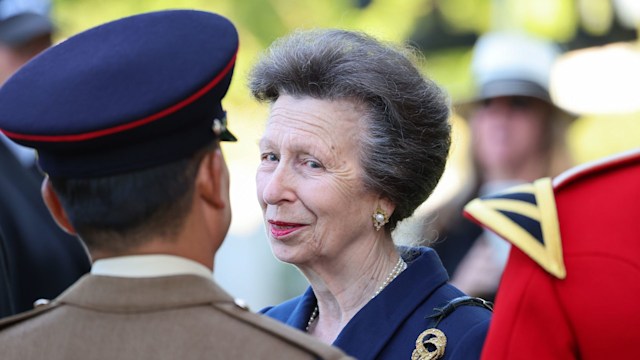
[261,153,279,162]
[304,160,322,169]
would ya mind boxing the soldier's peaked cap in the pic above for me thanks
[0,10,238,178]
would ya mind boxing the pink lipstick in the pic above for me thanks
[268,220,305,238]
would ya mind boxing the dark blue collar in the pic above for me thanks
[287,247,449,358]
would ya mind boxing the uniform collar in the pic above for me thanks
[57,273,234,312]
[91,254,212,279]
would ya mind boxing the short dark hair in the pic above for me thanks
[249,29,451,230]
[49,144,214,253]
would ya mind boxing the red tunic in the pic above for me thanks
[464,149,640,359]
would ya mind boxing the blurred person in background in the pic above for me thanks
[250,28,492,360]
[426,32,574,301]
[464,148,640,359]
[0,9,90,318]
[0,10,351,360]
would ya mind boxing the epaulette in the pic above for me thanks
[463,148,640,280]
[463,178,566,279]
[212,301,349,360]
[0,300,60,331]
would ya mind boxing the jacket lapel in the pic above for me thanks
[284,287,317,330]
[333,248,448,359]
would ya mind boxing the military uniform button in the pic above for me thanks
[33,298,50,308]
[234,298,249,311]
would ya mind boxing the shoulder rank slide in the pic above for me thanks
[463,178,566,279]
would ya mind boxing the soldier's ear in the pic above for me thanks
[195,147,227,210]
[41,177,77,236]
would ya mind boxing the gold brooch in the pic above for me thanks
[411,328,446,360]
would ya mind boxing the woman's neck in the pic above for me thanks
[302,236,401,344]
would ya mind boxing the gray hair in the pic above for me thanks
[249,29,451,230]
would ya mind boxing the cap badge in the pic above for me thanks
[212,112,228,137]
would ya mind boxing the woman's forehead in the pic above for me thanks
[263,95,364,144]
[270,95,364,121]
[259,124,346,159]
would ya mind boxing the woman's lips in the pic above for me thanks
[268,220,306,238]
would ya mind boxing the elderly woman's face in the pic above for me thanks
[256,95,379,265]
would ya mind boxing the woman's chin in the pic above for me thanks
[269,242,309,266]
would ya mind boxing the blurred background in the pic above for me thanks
[8,0,640,309]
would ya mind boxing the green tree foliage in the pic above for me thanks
[51,0,639,163]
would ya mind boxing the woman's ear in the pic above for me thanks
[195,148,228,210]
[41,177,77,235]
[372,197,396,231]
[378,197,396,217]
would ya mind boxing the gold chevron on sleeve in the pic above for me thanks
[464,178,566,279]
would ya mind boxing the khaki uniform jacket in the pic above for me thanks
[0,274,351,360]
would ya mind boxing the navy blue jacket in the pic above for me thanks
[262,247,491,359]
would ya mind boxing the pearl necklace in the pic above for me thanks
[306,256,407,331]
[372,256,407,299]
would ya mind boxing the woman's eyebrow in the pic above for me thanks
[258,138,273,149]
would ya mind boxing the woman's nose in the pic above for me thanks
[260,164,296,205]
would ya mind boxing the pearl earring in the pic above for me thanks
[372,206,389,231]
